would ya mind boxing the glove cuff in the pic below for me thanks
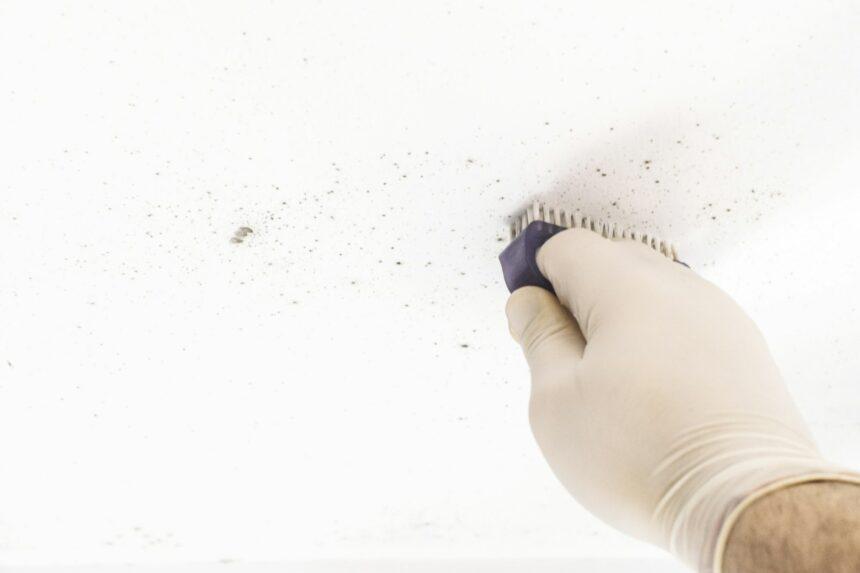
[649,414,851,571]
[708,471,860,573]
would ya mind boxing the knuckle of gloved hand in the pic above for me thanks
[520,307,567,356]
[507,288,556,340]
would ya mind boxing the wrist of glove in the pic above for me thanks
[651,414,852,570]
[505,229,858,571]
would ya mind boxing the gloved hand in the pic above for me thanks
[505,228,857,572]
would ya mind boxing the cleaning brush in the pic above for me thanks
[499,201,680,294]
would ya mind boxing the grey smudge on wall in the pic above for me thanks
[230,226,254,243]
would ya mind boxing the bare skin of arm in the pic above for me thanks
[722,481,860,573]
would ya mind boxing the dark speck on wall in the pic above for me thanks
[231,226,254,244]
[460,343,469,348]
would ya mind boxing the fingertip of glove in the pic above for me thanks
[506,286,556,342]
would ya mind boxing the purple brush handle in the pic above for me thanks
[499,221,689,294]
[498,220,567,294]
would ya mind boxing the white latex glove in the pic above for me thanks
[505,228,858,572]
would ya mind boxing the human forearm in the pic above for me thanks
[722,479,860,573]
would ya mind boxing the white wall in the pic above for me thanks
[1,0,859,569]
[0,560,688,573]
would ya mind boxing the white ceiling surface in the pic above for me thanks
[1,0,859,569]
[0,561,688,573]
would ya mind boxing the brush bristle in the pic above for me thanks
[509,201,678,261]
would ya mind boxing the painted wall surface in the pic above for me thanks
[0,561,689,573]
[1,0,859,569]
